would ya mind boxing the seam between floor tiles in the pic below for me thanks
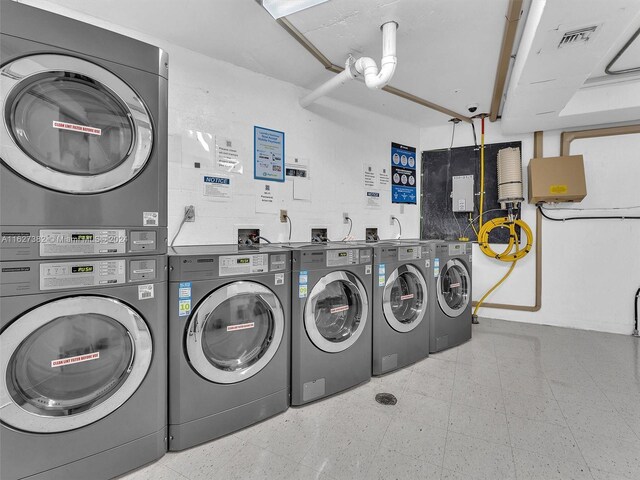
[440,348,459,478]
[494,335,519,480]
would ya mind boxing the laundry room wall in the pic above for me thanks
[19,1,420,246]
[420,121,640,335]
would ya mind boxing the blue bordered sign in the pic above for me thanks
[178,281,192,317]
[391,142,417,204]
[254,126,285,182]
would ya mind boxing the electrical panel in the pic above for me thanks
[452,175,474,212]
[528,155,587,204]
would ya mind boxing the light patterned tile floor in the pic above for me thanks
[120,319,640,480]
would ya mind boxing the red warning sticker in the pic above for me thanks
[330,305,349,314]
[227,322,255,332]
[53,121,102,136]
[51,352,100,368]
[449,283,461,288]
[400,294,414,301]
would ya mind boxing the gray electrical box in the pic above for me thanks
[452,175,474,212]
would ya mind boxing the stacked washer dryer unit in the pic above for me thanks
[0,2,168,478]
[290,243,373,405]
[430,241,473,352]
[167,245,291,450]
[372,241,434,375]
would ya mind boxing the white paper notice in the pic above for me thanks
[378,167,391,188]
[215,136,243,174]
[363,163,376,189]
[366,190,381,209]
[256,184,279,213]
[293,177,312,201]
[182,129,214,169]
[202,174,231,202]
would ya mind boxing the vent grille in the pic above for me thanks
[559,26,598,48]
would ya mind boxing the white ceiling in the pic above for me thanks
[17,0,511,127]
[16,0,640,132]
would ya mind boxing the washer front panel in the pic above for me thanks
[0,296,152,433]
[304,271,369,353]
[186,281,284,384]
[1,54,153,193]
[382,264,428,333]
[436,259,470,317]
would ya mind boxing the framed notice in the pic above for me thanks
[254,126,285,182]
[391,142,417,204]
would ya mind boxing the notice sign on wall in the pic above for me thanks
[203,175,232,202]
[254,126,285,182]
[391,142,417,204]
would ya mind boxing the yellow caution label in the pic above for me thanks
[549,184,568,194]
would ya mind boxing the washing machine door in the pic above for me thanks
[383,264,428,333]
[0,296,152,433]
[0,54,152,193]
[436,259,471,317]
[305,271,369,353]
[186,281,285,384]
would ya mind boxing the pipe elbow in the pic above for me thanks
[364,57,397,89]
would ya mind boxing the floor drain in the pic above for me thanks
[375,393,397,405]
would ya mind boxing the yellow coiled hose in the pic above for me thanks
[473,216,533,317]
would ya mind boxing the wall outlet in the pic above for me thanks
[343,212,350,224]
[238,228,260,246]
[390,215,396,226]
[185,205,195,222]
[280,210,288,223]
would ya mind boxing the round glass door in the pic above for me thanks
[437,259,470,317]
[0,296,152,433]
[186,281,284,384]
[383,264,428,333]
[0,54,153,193]
[304,271,369,353]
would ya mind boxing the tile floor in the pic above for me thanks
[121,319,640,480]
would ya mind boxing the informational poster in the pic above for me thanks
[202,174,231,202]
[254,126,285,182]
[365,190,381,209]
[215,136,243,174]
[285,157,310,179]
[255,183,279,214]
[182,129,214,169]
[363,163,376,188]
[391,142,417,204]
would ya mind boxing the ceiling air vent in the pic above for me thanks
[558,26,598,48]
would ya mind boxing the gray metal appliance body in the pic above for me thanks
[289,243,373,405]
[0,255,167,480]
[168,245,290,451]
[0,1,168,259]
[428,241,473,352]
[372,241,433,375]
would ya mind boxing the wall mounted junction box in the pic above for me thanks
[528,155,587,204]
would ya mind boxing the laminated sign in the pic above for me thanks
[391,142,417,204]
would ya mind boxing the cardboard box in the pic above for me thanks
[528,155,587,204]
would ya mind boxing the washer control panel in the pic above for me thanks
[39,229,127,256]
[219,254,269,276]
[40,259,126,290]
[449,243,467,255]
[398,246,421,261]
[326,249,359,266]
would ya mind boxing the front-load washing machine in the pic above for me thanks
[430,241,472,352]
[0,254,167,480]
[372,241,433,375]
[168,245,290,451]
[290,243,373,405]
[0,0,168,260]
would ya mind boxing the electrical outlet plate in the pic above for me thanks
[185,205,195,222]
[311,228,328,242]
[280,210,288,223]
[343,212,349,224]
[238,228,260,246]
[389,215,395,226]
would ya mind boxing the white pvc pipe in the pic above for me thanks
[299,21,398,107]
[299,67,352,107]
